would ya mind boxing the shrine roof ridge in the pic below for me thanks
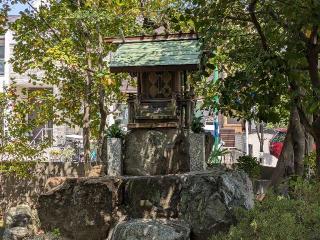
[105,32,199,44]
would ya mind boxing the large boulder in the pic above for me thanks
[219,171,254,209]
[87,165,106,177]
[4,205,36,230]
[44,177,66,192]
[3,205,39,240]
[124,129,190,175]
[37,169,253,240]
[111,219,190,240]
[123,175,181,219]
[179,171,253,239]
[3,227,32,240]
[24,233,71,240]
[37,177,123,240]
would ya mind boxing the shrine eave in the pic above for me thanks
[110,64,199,73]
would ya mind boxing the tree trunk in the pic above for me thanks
[260,124,264,153]
[97,87,107,164]
[291,106,305,176]
[313,116,320,177]
[305,26,320,177]
[83,52,92,163]
[270,105,308,185]
[305,132,314,156]
[316,138,320,178]
[96,31,107,164]
[270,129,294,186]
[256,122,264,153]
[270,108,295,186]
[83,85,91,163]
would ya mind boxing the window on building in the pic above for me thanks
[0,43,4,75]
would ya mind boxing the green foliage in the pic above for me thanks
[191,116,204,133]
[304,151,317,178]
[208,147,229,165]
[3,0,184,163]
[106,123,124,139]
[52,228,61,238]
[0,161,37,178]
[0,88,49,163]
[212,178,320,240]
[183,0,320,135]
[49,146,75,162]
[10,0,141,136]
[237,155,261,179]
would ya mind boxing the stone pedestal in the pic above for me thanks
[124,129,190,175]
[37,169,254,240]
[188,132,207,171]
[107,138,122,176]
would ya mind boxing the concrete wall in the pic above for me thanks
[248,133,278,167]
[221,132,278,167]
[0,162,86,215]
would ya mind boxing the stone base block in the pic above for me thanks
[124,129,190,175]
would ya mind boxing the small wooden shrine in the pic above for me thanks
[107,33,202,129]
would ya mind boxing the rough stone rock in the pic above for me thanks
[4,205,36,231]
[179,170,253,239]
[220,171,254,209]
[188,133,207,171]
[37,168,253,240]
[111,219,190,240]
[124,129,190,175]
[123,175,181,219]
[44,177,67,192]
[87,165,106,177]
[3,227,32,240]
[25,233,71,240]
[3,205,39,240]
[107,138,122,176]
[37,177,123,240]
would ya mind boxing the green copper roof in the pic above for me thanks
[109,39,202,72]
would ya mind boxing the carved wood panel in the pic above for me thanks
[141,72,174,99]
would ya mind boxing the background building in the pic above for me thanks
[0,16,82,148]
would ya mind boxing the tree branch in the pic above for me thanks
[306,25,320,89]
[248,0,269,51]
[289,76,316,137]
[224,15,251,22]
[310,25,318,45]
[25,2,62,43]
[23,3,95,75]
[267,6,309,44]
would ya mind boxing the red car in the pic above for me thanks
[270,129,316,158]
[269,129,287,158]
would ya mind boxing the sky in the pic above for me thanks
[9,3,31,15]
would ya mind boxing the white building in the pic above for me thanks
[0,16,19,93]
[0,16,83,147]
[1,15,126,151]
